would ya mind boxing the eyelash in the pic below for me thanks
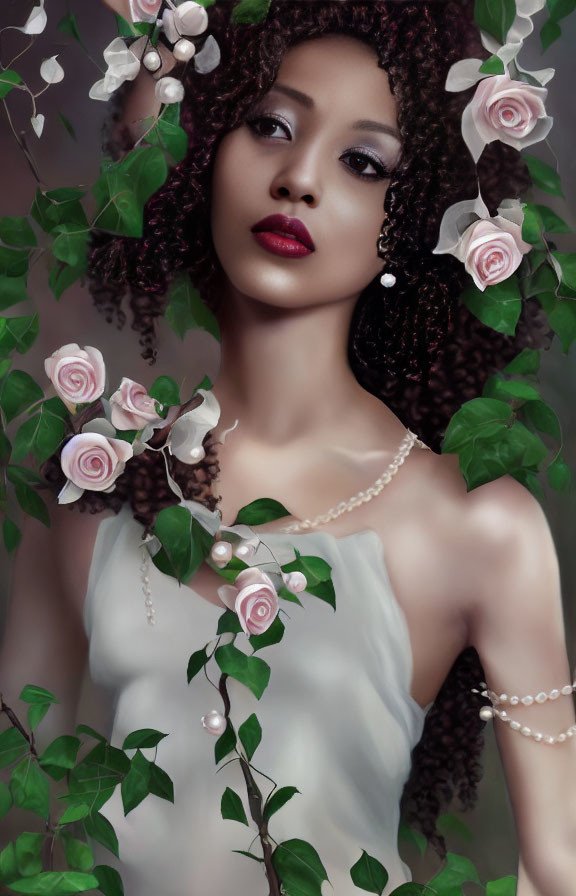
[245,113,391,182]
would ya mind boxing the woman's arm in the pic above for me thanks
[465,475,576,895]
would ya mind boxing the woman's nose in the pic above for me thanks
[269,149,322,207]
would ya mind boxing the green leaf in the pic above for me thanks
[75,724,106,743]
[474,0,516,44]
[234,498,290,525]
[0,728,29,769]
[58,111,77,141]
[93,147,168,238]
[165,275,220,341]
[148,762,174,803]
[19,685,58,705]
[387,886,437,895]
[39,736,81,772]
[248,614,285,651]
[31,189,87,235]
[62,836,94,873]
[486,876,518,896]
[27,704,50,732]
[398,821,428,857]
[0,426,12,463]
[15,484,50,528]
[237,713,262,762]
[231,0,272,23]
[0,370,43,423]
[83,742,130,775]
[216,609,244,635]
[503,348,540,376]
[0,247,29,277]
[186,646,209,682]
[115,13,138,36]
[263,785,299,825]
[14,833,43,878]
[520,202,545,247]
[49,260,85,300]
[271,838,328,896]
[58,804,91,825]
[521,260,558,299]
[521,399,561,441]
[0,276,28,310]
[461,277,522,335]
[0,315,39,358]
[281,555,331,587]
[458,421,548,490]
[547,0,576,20]
[436,812,473,842]
[478,54,505,74]
[4,519,22,553]
[0,780,12,819]
[83,811,118,858]
[547,297,576,352]
[148,375,180,408]
[153,504,193,582]
[0,218,36,249]
[93,864,124,896]
[12,398,67,464]
[523,154,563,196]
[231,849,265,862]
[214,643,270,699]
[442,397,513,454]
[57,13,83,45]
[10,758,51,819]
[51,225,89,268]
[0,842,18,884]
[121,750,151,815]
[482,374,541,403]
[535,204,571,233]
[425,851,481,895]
[551,251,576,291]
[0,71,22,99]
[214,720,237,764]
[349,849,389,894]
[220,786,249,825]
[547,456,572,492]
[6,871,99,893]
[122,729,168,750]
[145,104,188,164]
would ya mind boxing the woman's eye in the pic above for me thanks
[342,151,390,181]
[246,115,290,139]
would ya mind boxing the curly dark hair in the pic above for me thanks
[59,0,555,862]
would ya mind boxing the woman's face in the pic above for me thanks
[210,34,401,311]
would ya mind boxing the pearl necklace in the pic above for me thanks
[279,429,429,534]
[474,681,576,745]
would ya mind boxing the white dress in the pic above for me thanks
[83,498,433,895]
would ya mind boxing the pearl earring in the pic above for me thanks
[380,273,396,287]
[377,224,396,289]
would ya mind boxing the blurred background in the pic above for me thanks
[0,0,575,889]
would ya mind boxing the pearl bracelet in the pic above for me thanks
[473,680,576,745]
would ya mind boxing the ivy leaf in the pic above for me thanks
[216,609,244,635]
[0,275,28,310]
[31,188,87,234]
[165,274,220,341]
[49,259,85,300]
[248,613,285,651]
[540,16,562,49]
[5,871,99,893]
[478,54,505,74]
[3,519,21,553]
[51,225,89,268]
[551,251,576,291]
[547,456,572,492]
[10,758,51,819]
[0,842,18,884]
[57,804,91,825]
[12,397,67,464]
[58,111,77,141]
[92,864,125,896]
[482,374,541,403]
[521,260,557,299]
[0,315,39,358]
[0,370,43,423]
[39,736,82,773]
[122,729,168,750]
[473,0,516,44]
[0,247,29,277]
[57,12,84,46]
[231,849,264,862]
[486,876,519,896]
[425,851,481,895]
[0,71,22,99]
[398,821,428,857]
[535,204,571,233]
[521,399,561,441]
[148,762,174,803]
[94,147,168,238]
[271,838,328,896]
[231,0,271,23]
[349,849,389,895]
[220,786,249,825]
[0,217,36,248]
[0,728,29,769]
[523,154,563,196]
[234,497,290,525]
[214,643,270,699]
[145,104,188,163]
[547,297,576,352]
[237,713,262,761]
[82,811,119,858]
[187,647,209,682]
[148,375,180,409]
[121,750,151,815]
[503,348,540,376]
[458,421,548,490]
[461,277,522,335]
[14,832,44,877]
[152,504,192,582]
[214,720,237,764]
[15,484,50,528]
[263,785,299,825]
[547,0,576,22]
[386,886,437,895]
[61,836,94,873]
[75,724,106,743]
[436,812,474,842]
[0,780,12,820]
[442,397,513,454]
[19,685,58,705]
[520,202,545,248]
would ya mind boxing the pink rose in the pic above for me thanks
[218,568,279,636]
[61,432,133,492]
[44,344,105,407]
[201,709,227,736]
[456,217,532,291]
[109,377,163,430]
[470,73,549,150]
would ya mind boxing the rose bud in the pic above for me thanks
[109,377,164,431]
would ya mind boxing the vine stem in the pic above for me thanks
[0,693,37,755]
[218,674,282,896]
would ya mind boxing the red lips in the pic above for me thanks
[251,215,315,251]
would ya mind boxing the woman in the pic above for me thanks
[2,1,574,894]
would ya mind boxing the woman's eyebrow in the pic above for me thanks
[270,83,401,140]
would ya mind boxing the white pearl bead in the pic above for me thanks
[535,691,548,704]
[510,721,521,730]
[509,696,519,705]
[189,445,205,462]
[557,733,567,742]
[521,695,534,706]
[380,272,396,287]
[549,689,560,700]
[210,542,232,567]
[521,727,532,737]
[568,730,575,738]
[479,707,494,721]
[499,694,508,703]
[143,50,162,72]
[544,735,555,744]
[173,38,196,61]
[561,685,573,695]
[533,732,543,742]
